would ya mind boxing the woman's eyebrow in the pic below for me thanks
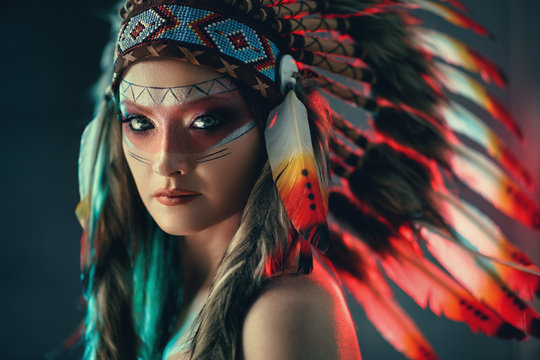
[119,98,149,113]
[118,76,237,107]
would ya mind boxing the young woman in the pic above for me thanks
[76,0,540,359]
[115,57,359,359]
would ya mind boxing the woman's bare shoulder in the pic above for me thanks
[241,255,362,360]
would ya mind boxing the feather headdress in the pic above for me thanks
[76,0,540,358]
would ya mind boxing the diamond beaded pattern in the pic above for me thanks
[114,4,279,88]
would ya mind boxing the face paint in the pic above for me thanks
[119,59,265,237]
[118,76,256,164]
[119,76,237,107]
[122,119,256,166]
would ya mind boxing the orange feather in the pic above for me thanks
[265,90,329,250]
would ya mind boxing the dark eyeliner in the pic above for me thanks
[190,112,227,130]
[119,114,154,132]
[117,113,136,123]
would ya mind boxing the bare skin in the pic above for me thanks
[168,253,362,360]
[242,252,362,360]
[120,58,361,360]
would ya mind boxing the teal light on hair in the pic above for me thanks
[81,101,114,360]
[77,100,114,251]
[132,222,183,359]
[83,266,98,360]
[88,141,110,243]
[78,3,185,358]
[79,93,183,359]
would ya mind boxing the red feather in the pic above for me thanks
[451,143,540,230]
[265,91,329,250]
[436,0,468,13]
[415,28,506,87]
[381,234,526,338]
[422,226,540,336]
[335,231,439,360]
[440,102,533,190]
[434,62,522,141]
[436,191,540,300]
[410,0,492,38]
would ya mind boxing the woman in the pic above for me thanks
[77,0,540,359]
[116,57,358,359]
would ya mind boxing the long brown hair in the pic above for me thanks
[80,50,331,359]
[81,96,182,360]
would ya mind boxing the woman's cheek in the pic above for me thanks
[122,142,155,201]
[201,130,264,213]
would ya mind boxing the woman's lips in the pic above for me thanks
[153,189,201,206]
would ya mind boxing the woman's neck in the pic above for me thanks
[178,212,242,301]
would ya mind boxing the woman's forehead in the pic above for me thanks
[122,58,223,87]
[118,77,238,108]
[119,59,238,107]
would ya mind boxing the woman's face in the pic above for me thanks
[118,58,264,235]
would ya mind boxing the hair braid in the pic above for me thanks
[188,163,291,359]
[83,101,182,360]
[82,100,140,360]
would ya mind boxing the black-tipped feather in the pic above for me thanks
[329,190,394,252]
[346,144,445,229]
[373,107,451,167]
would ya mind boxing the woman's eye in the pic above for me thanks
[191,114,223,130]
[124,116,154,132]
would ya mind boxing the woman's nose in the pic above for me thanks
[152,150,193,176]
[152,133,193,176]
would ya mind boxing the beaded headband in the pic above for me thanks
[113,1,282,100]
[113,0,335,266]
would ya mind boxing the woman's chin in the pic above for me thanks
[149,204,243,238]
[150,210,219,236]
[152,217,202,236]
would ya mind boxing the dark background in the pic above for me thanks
[1,1,539,359]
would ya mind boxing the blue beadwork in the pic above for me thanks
[206,20,266,63]
[115,4,279,82]
[117,8,169,51]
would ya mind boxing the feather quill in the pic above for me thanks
[265,90,329,251]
